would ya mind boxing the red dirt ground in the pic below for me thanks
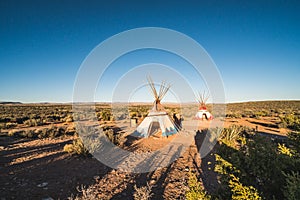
[0,117,289,199]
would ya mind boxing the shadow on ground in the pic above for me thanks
[0,135,111,200]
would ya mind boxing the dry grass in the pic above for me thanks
[133,183,153,200]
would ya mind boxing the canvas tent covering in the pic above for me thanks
[195,109,213,120]
[194,91,213,120]
[134,77,178,138]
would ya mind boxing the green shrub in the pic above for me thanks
[218,125,249,147]
[65,114,73,122]
[186,172,211,200]
[5,122,17,129]
[104,129,121,145]
[229,174,261,200]
[221,125,244,141]
[35,126,64,138]
[214,154,261,199]
[24,118,45,127]
[226,112,242,118]
[240,136,285,198]
[279,114,300,131]
[8,130,18,137]
[287,131,300,154]
[215,131,300,200]
[214,153,239,198]
[278,143,294,157]
[64,138,89,156]
[100,111,111,121]
[66,125,76,135]
[23,129,35,138]
[283,171,300,200]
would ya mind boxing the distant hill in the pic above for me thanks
[0,101,22,105]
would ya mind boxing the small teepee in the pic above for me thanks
[134,76,178,138]
[194,91,213,120]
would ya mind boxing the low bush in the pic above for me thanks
[287,131,300,154]
[67,185,97,200]
[226,113,242,119]
[133,183,153,200]
[64,138,89,156]
[229,174,261,200]
[64,114,73,122]
[215,129,300,200]
[185,172,211,200]
[104,129,121,145]
[283,171,300,200]
[279,114,300,131]
[278,143,294,157]
[6,126,73,139]
[5,122,17,129]
[214,153,262,199]
[218,125,251,147]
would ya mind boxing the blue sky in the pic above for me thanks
[0,0,299,103]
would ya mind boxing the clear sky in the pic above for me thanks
[0,0,299,103]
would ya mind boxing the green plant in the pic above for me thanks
[278,143,294,157]
[186,172,211,200]
[226,112,242,119]
[283,171,300,200]
[5,122,17,129]
[214,153,262,199]
[219,125,247,147]
[65,114,73,122]
[241,136,285,198]
[104,129,121,145]
[100,111,111,121]
[23,129,35,138]
[287,131,300,154]
[8,130,18,137]
[229,174,261,200]
[279,114,300,131]
[64,138,89,156]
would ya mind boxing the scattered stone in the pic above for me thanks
[184,166,190,172]
[149,179,156,185]
[37,182,48,188]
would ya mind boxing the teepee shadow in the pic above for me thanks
[194,129,220,194]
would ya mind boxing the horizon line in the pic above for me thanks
[1,99,300,105]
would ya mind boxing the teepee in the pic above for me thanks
[194,91,213,120]
[134,76,178,138]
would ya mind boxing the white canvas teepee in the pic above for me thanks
[134,77,178,138]
[194,91,213,120]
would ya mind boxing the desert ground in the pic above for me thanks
[0,101,299,199]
